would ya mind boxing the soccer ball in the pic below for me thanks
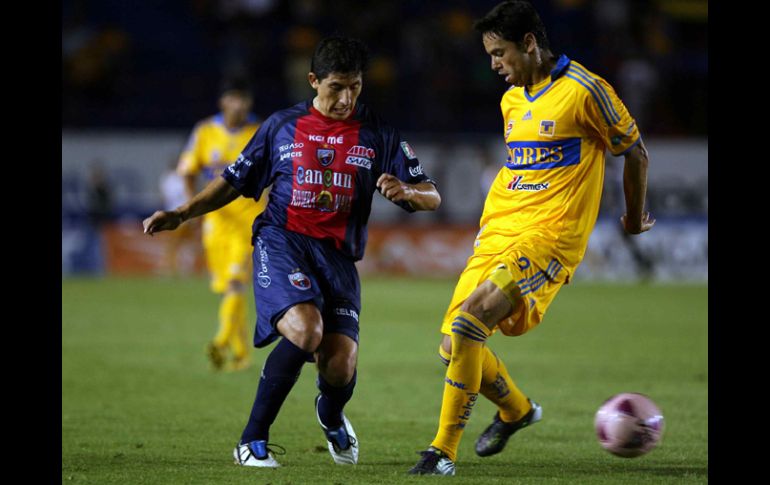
[594,393,664,458]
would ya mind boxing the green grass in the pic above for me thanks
[62,276,707,484]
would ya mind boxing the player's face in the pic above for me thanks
[219,91,253,125]
[482,33,533,87]
[309,71,362,120]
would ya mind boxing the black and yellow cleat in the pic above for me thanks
[206,341,226,370]
[475,399,542,457]
[408,447,455,476]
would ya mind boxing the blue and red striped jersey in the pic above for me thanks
[222,100,435,261]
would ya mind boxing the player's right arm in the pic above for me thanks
[620,140,655,235]
[143,177,240,235]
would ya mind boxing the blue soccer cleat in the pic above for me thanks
[233,439,283,468]
[315,394,359,464]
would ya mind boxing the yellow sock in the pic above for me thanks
[213,292,240,348]
[479,346,531,423]
[229,293,249,360]
[439,344,531,424]
[430,311,492,461]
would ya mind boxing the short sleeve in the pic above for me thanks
[379,127,436,212]
[221,119,274,198]
[177,123,204,175]
[578,75,641,156]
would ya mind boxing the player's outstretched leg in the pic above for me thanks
[475,399,542,457]
[237,337,311,464]
[410,310,493,475]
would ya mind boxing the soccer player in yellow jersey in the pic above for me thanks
[178,78,268,371]
[409,1,654,475]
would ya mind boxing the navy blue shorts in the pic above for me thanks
[251,225,361,348]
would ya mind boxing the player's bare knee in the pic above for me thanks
[277,303,323,352]
[460,281,516,329]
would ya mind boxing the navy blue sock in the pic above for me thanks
[240,338,313,443]
[316,370,357,429]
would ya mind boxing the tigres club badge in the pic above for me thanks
[288,270,312,290]
[317,147,335,166]
[539,120,555,137]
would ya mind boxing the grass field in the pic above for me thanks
[62,276,707,484]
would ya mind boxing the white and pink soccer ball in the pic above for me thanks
[594,393,664,458]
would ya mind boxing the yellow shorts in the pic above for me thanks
[440,245,566,337]
[202,217,254,294]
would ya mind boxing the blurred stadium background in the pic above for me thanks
[62,0,707,282]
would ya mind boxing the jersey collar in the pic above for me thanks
[524,54,571,102]
[213,113,258,131]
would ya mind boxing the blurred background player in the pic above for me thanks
[409,0,654,475]
[83,160,113,275]
[159,158,197,276]
[178,77,269,371]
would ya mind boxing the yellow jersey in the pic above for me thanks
[178,113,267,228]
[475,55,640,283]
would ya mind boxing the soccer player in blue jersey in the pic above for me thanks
[408,0,654,476]
[143,36,441,468]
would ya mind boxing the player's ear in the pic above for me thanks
[308,72,319,89]
[523,32,537,54]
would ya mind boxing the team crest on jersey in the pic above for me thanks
[505,120,515,137]
[288,270,312,290]
[317,147,335,166]
[539,120,556,136]
[400,141,417,159]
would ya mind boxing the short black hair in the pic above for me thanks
[310,36,370,81]
[473,1,550,51]
[219,76,253,98]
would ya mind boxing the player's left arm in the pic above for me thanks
[577,73,654,234]
[376,174,441,211]
[620,140,655,235]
